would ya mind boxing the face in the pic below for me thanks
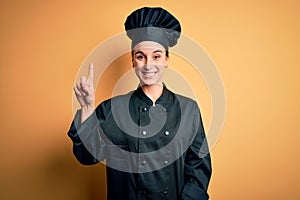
[132,41,168,86]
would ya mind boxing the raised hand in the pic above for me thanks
[73,63,95,122]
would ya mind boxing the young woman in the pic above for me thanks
[68,7,212,200]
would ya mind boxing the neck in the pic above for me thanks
[141,83,164,105]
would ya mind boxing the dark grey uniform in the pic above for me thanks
[68,85,212,200]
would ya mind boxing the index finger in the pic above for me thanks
[87,63,94,82]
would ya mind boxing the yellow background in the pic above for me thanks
[0,0,299,199]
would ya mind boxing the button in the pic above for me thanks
[142,107,147,112]
[164,131,170,136]
[138,190,145,194]
[141,160,146,165]
[142,130,147,135]
[164,160,168,164]
[163,190,168,195]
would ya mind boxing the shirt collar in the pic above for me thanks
[134,83,173,110]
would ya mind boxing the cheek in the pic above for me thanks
[134,66,141,75]
[159,58,168,66]
[132,60,142,67]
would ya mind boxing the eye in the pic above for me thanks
[153,55,161,60]
[135,55,145,60]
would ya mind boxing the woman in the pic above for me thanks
[68,7,212,200]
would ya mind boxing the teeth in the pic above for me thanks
[143,72,156,76]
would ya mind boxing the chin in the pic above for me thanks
[140,81,162,87]
[140,82,154,87]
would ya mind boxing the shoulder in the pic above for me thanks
[174,93,196,103]
[92,91,135,120]
[172,91,199,109]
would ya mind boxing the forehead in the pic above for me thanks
[133,41,165,53]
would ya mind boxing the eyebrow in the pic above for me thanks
[134,51,145,56]
[134,50,164,55]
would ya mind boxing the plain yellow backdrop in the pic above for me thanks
[0,0,299,199]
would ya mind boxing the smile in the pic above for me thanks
[142,71,157,77]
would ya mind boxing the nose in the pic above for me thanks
[145,56,154,66]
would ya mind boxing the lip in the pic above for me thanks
[142,71,157,77]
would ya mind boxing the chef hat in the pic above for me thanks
[124,7,181,50]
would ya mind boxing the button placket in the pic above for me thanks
[140,106,148,137]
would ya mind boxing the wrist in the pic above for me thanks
[80,104,95,123]
[81,104,95,112]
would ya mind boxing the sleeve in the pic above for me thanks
[181,103,212,200]
[67,104,107,165]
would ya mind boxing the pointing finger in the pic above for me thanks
[87,63,94,82]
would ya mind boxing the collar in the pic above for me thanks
[133,83,173,110]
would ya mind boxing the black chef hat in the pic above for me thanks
[124,7,181,50]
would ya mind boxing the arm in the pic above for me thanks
[68,63,106,165]
[67,109,105,165]
[181,104,212,200]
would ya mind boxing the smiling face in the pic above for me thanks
[132,41,168,86]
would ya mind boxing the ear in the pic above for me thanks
[131,57,134,68]
[165,56,169,68]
